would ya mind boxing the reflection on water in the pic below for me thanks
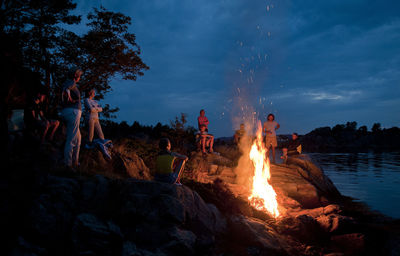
[308,152,400,219]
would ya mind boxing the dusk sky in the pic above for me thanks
[73,0,400,137]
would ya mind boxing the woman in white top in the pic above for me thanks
[84,89,104,142]
[263,113,280,163]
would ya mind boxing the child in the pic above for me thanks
[197,109,209,131]
[281,133,302,163]
[234,123,246,144]
[84,89,104,143]
[263,113,280,163]
[155,138,188,185]
[197,124,214,154]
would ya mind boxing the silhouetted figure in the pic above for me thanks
[282,133,302,163]
[84,89,104,143]
[234,123,246,144]
[61,68,83,169]
[263,113,280,163]
[155,138,188,185]
[24,92,59,143]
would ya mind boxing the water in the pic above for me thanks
[307,152,400,219]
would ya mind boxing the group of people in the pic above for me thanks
[24,67,106,170]
[233,113,302,163]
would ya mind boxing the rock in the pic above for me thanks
[277,215,325,244]
[71,213,123,256]
[228,215,290,255]
[122,242,167,256]
[330,233,365,255]
[162,227,197,255]
[80,140,152,180]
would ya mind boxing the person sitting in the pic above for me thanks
[281,132,302,162]
[24,92,60,144]
[155,138,188,185]
[84,89,105,144]
[234,123,246,144]
[197,124,214,154]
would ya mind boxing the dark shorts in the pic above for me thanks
[154,172,179,184]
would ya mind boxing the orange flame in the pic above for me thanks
[248,120,280,217]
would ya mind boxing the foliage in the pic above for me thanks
[1,1,149,116]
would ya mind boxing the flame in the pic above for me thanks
[248,120,280,217]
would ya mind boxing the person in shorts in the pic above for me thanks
[281,132,302,163]
[263,113,280,163]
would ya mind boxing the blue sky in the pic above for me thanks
[73,0,400,137]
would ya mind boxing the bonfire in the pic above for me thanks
[248,120,280,217]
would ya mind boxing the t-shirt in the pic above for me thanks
[263,121,278,137]
[197,116,209,130]
[24,100,43,124]
[61,79,81,110]
[286,139,302,156]
[84,98,102,119]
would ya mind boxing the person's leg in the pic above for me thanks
[41,120,50,143]
[271,146,276,163]
[71,109,82,167]
[94,118,105,140]
[63,109,75,167]
[48,120,60,141]
[173,158,187,183]
[201,136,207,153]
[88,118,95,142]
[209,135,214,152]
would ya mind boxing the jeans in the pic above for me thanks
[62,108,81,167]
[87,117,104,142]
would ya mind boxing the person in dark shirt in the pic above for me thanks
[281,133,302,162]
[24,93,59,143]
[155,138,188,185]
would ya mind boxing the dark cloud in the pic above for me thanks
[73,0,400,136]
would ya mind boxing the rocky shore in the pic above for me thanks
[2,138,400,255]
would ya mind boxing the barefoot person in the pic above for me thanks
[263,113,280,163]
[155,138,188,185]
[61,67,83,169]
[84,89,104,143]
[198,124,214,154]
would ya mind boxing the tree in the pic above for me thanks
[1,1,149,116]
[357,125,368,135]
[372,123,382,133]
[345,121,357,131]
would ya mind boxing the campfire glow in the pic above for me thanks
[248,121,280,217]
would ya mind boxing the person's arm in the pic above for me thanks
[204,117,210,126]
[171,152,188,161]
[275,123,280,130]
[94,101,102,112]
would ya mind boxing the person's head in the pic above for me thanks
[267,113,275,121]
[34,93,45,103]
[240,123,245,130]
[87,89,96,99]
[200,109,205,116]
[200,124,206,132]
[68,67,83,82]
[292,133,298,140]
[159,138,171,151]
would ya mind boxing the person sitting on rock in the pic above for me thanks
[24,92,60,144]
[155,138,188,185]
[197,124,214,154]
[281,132,302,163]
[234,123,246,145]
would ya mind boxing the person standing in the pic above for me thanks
[84,89,104,143]
[61,68,83,169]
[263,113,280,163]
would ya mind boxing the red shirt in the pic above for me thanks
[198,116,209,129]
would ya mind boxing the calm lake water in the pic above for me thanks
[307,152,400,219]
